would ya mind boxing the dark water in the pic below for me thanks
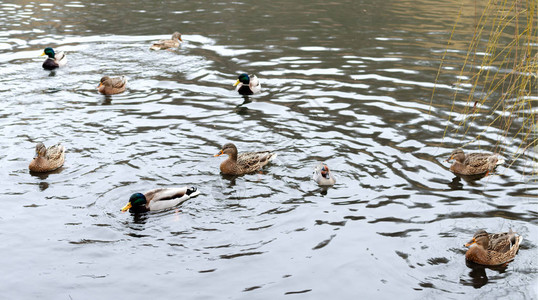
[1,0,537,299]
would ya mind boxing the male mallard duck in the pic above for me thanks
[465,229,523,266]
[233,73,261,95]
[121,186,200,213]
[149,32,182,50]
[313,163,336,186]
[41,47,67,70]
[29,142,65,173]
[447,149,504,176]
[97,76,127,95]
[214,143,276,175]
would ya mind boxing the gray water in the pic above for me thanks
[1,0,537,299]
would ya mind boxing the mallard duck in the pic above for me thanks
[313,163,336,186]
[41,47,67,70]
[29,142,65,173]
[447,149,504,175]
[149,32,182,50]
[97,76,127,95]
[465,229,523,266]
[214,143,276,175]
[233,73,261,95]
[121,186,200,213]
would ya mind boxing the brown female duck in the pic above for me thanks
[149,32,182,50]
[29,142,65,172]
[465,229,523,266]
[447,149,504,175]
[97,76,127,95]
[214,143,276,175]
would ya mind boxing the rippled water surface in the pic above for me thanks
[1,0,537,298]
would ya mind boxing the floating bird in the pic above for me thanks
[313,163,336,186]
[29,142,65,172]
[214,143,276,175]
[121,186,200,213]
[97,76,127,95]
[447,149,504,176]
[233,73,261,95]
[465,229,522,266]
[41,47,67,70]
[149,32,182,50]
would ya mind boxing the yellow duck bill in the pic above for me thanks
[121,202,132,212]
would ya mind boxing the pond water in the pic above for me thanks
[1,0,537,299]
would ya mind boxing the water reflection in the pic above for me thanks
[462,260,508,289]
[447,176,464,190]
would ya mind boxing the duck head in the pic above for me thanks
[41,47,56,58]
[320,164,331,179]
[121,193,147,212]
[98,76,111,88]
[447,149,465,163]
[465,230,489,248]
[214,143,238,158]
[172,32,183,42]
[35,142,47,157]
[234,73,250,87]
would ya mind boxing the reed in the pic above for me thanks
[434,0,538,173]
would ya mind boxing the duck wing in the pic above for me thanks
[55,51,67,67]
[464,153,490,166]
[145,187,198,211]
[46,143,65,160]
[237,151,276,173]
[110,76,127,89]
[249,75,262,94]
[150,39,179,50]
[489,230,521,253]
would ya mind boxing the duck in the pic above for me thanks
[41,47,67,70]
[214,143,276,175]
[313,163,336,186]
[465,229,523,266]
[121,186,200,213]
[29,142,65,173]
[447,149,504,176]
[97,76,127,95]
[233,73,261,95]
[149,32,182,50]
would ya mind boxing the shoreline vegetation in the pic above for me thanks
[433,0,538,174]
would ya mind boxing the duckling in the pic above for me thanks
[447,149,504,176]
[233,73,261,95]
[41,47,67,70]
[149,32,182,50]
[313,163,336,186]
[29,142,65,173]
[465,229,523,266]
[121,186,200,213]
[97,76,127,95]
[214,143,276,175]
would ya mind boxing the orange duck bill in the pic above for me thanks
[214,150,224,157]
[464,238,476,247]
